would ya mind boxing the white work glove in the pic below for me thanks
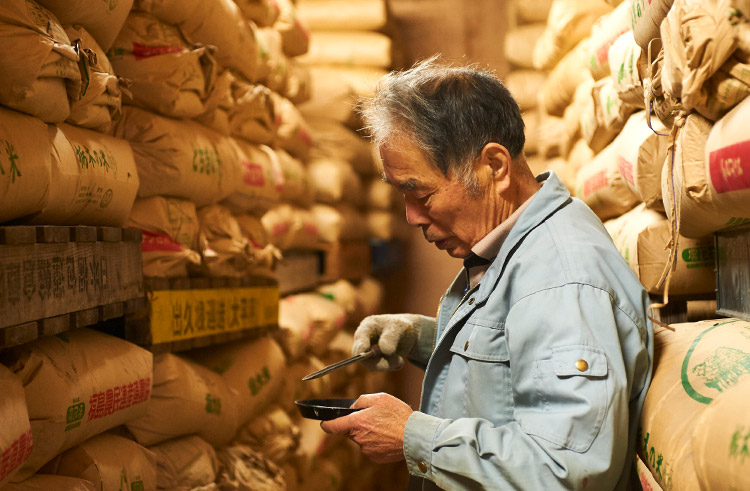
[352,314,422,371]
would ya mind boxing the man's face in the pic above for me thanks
[381,139,497,258]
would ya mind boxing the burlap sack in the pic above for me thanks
[613,111,669,210]
[562,79,595,144]
[523,110,540,156]
[216,445,286,491]
[277,293,347,359]
[312,204,369,243]
[26,123,139,226]
[127,353,240,447]
[150,435,218,490]
[0,329,153,481]
[567,138,595,176]
[41,433,156,490]
[575,140,640,220]
[197,204,259,278]
[284,61,312,105]
[505,70,547,111]
[533,0,612,70]
[631,0,673,52]
[639,319,750,490]
[281,463,299,491]
[136,0,263,83]
[610,203,715,295]
[0,365,32,487]
[367,210,411,241]
[125,196,201,277]
[528,158,576,194]
[64,25,121,132]
[109,12,217,119]
[277,149,312,206]
[196,70,233,136]
[636,455,664,491]
[586,0,631,80]
[317,281,361,323]
[235,0,280,28]
[581,76,638,152]
[261,204,321,251]
[608,30,647,107]
[0,106,51,224]
[298,31,391,68]
[113,106,243,206]
[357,276,384,318]
[0,0,80,123]
[535,110,571,159]
[294,417,334,479]
[233,213,279,278]
[540,39,593,117]
[691,379,750,491]
[3,475,96,490]
[298,456,343,491]
[276,356,332,413]
[319,331,359,393]
[511,0,553,24]
[228,76,276,146]
[504,24,546,69]
[665,101,750,238]
[233,406,300,463]
[647,49,680,130]
[187,336,287,426]
[307,116,376,176]
[298,0,385,31]
[364,178,399,211]
[256,28,289,95]
[273,0,310,58]
[308,158,363,206]
[222,142,282,215]
[36,0,132,51]
[272,92,313,161]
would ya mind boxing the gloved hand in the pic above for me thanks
[352,314,422,371]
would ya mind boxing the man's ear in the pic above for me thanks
[475,143,512,191]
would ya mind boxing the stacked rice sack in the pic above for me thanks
[0,0,139,227]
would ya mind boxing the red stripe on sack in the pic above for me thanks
[618,155,634,186]
[709,140,750,193]
[141,230,184,252]
[132,43,186,60]
[243,161,266,187]
[583,170,609,196]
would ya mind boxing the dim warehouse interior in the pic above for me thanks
[0,0,748,489]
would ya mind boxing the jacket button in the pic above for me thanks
[464,341,469,351]
[418,461,428,473]
[576,359,589,372]
[468,298,475,305]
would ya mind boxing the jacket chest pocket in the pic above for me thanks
[440,320,514,423]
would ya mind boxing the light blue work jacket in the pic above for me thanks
[404,172,653,490]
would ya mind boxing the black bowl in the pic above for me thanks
[295,398,360,421]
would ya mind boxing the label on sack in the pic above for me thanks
[0,429,33,483]
[709,140,750,193]
[140,230,185,253]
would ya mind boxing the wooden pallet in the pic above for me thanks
[320,240,371,283]
[0,226,144,348]
[125,276,279,353]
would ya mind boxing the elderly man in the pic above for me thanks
[321,59,653,490]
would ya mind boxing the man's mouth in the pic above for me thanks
[434,238,450,250]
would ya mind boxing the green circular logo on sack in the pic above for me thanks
[681,320,750,404]
[100,189,113,208]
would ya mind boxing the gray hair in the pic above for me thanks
[360,57,526,193]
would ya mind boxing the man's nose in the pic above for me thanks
[405,198,429,227]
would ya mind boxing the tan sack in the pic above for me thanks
[631,0,673,51]
[665,102,750,238]
[357,276,384,318]
[562,79,595,144]
[533,0,612,70]
[636,455,664,491]
[691,379,750,491]
[608,30,647,107]
[298,31,390,68]
[367,210,411,241]
[261,204,321,251]
[235,0,280,28]
[276,356,332,413]
[187,336,286,426]
[233,213,280,278]
[0,0,79,123]
[317,281,361,324]
[307,116,376,176]
[197,204,259,278]
[505,70,547,111]
[229,75,277,146]
[150,435,218,490]
[535,111,571,159]
[308,158,363,206]
[365,178,399,211]
[523,111,540,156]
[216,445,286,491]
[126,353,241,447]
[581,76,638,152]
[64,26,122,133]
[319,331,358,391]
[135,0,263,83]
[27,124,139,226]
[272,92,313,161]
[0,106,51,224]
[233,405,300,463]
[587,0,632,80]
[109,12,217,119]
[610,203,715,295]
[256,28,289,94]
[511,0,554,24]
[613,111,669,210]
[639,318,750,490]
[0,365,32,487]
[277,293,347,359]
[125,196,201,278]
[41,433,156,490]
[284,61,312,105]
[297,0,385,32]
[566,138,595,176]
[312,203,369,243]
[113,106,242,206]
[36,0,132,51]
[273,0,311,58]
[196,70,233,136]
[3,475,96,490]
[504,24,546,69]
[0,329,153,480]
[540,40,593,117]
[575,140,640,220]
[222,142,282,215]
[277,149,312,206]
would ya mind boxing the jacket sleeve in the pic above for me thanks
[402,283,649,490]
[407,315,437,370]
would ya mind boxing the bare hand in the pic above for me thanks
[320,393,413,464]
